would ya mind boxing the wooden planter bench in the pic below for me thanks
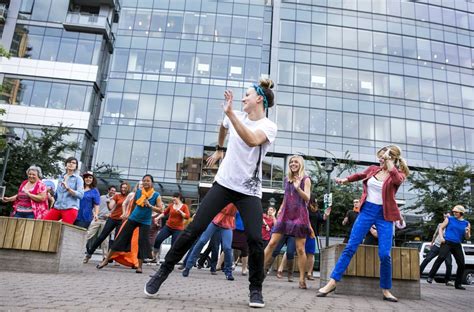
[0,217,86,273]
[320,244,420,299]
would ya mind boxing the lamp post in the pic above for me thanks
[0,132,20,186]
[322,158,336,247]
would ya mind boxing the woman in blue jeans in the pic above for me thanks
[318,145,409,302]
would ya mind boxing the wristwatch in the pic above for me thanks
[215,144,225,151]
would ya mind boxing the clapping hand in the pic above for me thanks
[335,177,348,185]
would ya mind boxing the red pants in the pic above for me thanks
[42,208,78,224]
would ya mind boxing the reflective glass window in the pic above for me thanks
[436,124,451,149]
[171,97,190,122]
[391,118,406,144]
[312,24,326,46]
[49,83,68,109]
[445,44,459,66]
[458,46,471,68]
[359,114,374,140]
[389,75,404,98]
[343,113,358,138]
[245,58,260,82]
[135,10,151,31]
[343,69,358,93]
[18,80,34,106]
[447,84,462,107]
[375,117,390,141]
[66,85,86,111]
[195,54,211,77]
[295,63,310,88]
[311,65,326,88]
[417,38,431,61]
[144,51,162,74]
[309,109,325,135]
[96,139,114,165]
[131,141,150,168]
[373,73,388,96]
[189,98,207,124]
[232,16,247,38]
[31,81,51,107]
[166,144,185,171]
[419,79,433,102]
[327,67,342,91]
[112,49,129,72]
[293,107,309,132]
[465,129,474,152]
[388,34,402,56]
[113,139,132,167]
[280,21,295,42]
[128,50,146,72]
[216,15,232,37]
[75,39,95,64]
[31,0,51,21]
[404,77,419,101]
[343,28,358,50]
[433,81,447,105]
[167,12,184,33]
[327,26,342,48]
[211,55,228,78]
[104,93,122,118]
[326,111,342,136]
[295,22,310,45]
[402,37,417,59]
[277,106,292,131]
[421,122,436,147]
[121,93,139,119]
[200,14,216,36]
[137,94,156,120]
[462,86,474,109]
[406,120,421,145]
[229,57,244,79]
[278,62,294,85]
[373,32,387,54]
[358,30,372,53]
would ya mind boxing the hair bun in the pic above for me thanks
[259,78,274,89]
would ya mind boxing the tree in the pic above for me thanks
[4,124,80,193]
[408,164,473,237]
[307,152,363,237]
[92,162,123,191]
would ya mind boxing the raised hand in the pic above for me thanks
[223,89,234,115]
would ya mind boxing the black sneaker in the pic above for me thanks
[249,289,265,308]
[144,268,170,297]
[455,285,466,290]
[225,271,234,281]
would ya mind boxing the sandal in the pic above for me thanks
[96,260,108,270]
[299,281,307,289]
[306,274,315,280]
[276,271,283,279]
[135,268,143,274]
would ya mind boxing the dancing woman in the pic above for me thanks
[145,78,277,308]
[318,145,409,302]
[263,155,312,289]
[97,174,162,273]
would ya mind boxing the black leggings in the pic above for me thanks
[162,183,264,291]
[87,218,122,255]
[428,241,465,286]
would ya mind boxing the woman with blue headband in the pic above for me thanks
[145,78,277,308]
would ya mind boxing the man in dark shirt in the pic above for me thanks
[342,199,360,243]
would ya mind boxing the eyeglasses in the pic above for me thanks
[452,211,461,214]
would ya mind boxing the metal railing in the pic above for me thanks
[64,12,112,39]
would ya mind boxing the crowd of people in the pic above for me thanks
[2,78,471,308]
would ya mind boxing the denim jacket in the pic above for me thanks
[54,172,84,210]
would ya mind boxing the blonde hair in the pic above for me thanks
[287,155,306,181]
[377,145,410,177]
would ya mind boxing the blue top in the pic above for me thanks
[76,188,101,223]
[445,216,469,244]
[128,189,160,225]
[235,211,245,231]
[54,172,84,210]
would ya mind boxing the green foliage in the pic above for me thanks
[408,164,473,236]
[0,46,10,58]
[4,125,80,194]
[307,151,363,237]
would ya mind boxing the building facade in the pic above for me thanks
[1,0,473,209]
[0,0,119,166]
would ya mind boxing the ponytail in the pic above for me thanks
[397,157,410,177]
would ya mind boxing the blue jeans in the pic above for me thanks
[154,225,182,251]
[186,223,233,273]
[14,211,35,219]
[271,234,296,260]
[331,201,394,289]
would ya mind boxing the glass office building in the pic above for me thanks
[2,0,473,207]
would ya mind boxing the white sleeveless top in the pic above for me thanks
[366,176,383,205]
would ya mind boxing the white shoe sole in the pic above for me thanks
[249,302,265,308]
[143,284,159,298]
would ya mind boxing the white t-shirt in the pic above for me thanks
[366,176,383,205]
[215,111,277,198]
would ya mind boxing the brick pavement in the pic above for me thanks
[1,262,473,311]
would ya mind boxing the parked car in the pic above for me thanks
[405,241,474,285]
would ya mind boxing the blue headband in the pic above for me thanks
[252,83,268,109]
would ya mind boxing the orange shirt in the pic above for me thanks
[110,193,127,220]
[212,203,237,230]
[164,203,190,230]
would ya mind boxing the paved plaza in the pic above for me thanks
[1,261,473,311]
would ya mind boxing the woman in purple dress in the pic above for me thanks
[263,155,313,289]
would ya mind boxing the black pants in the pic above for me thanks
[111,219,151,260]
[428,241,465,286]
[162,183,264,291]
[420,244,452,281]
[87,218,122,256]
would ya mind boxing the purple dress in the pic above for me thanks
[273,176,312,238]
